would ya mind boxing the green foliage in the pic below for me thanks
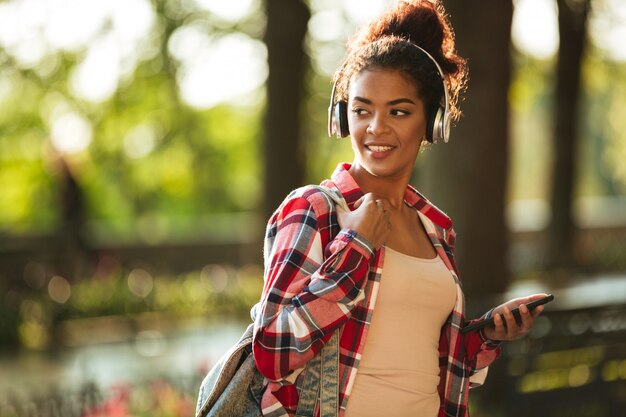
[0,0,264,237]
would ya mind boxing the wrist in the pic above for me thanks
[479,310,503,347]
[479,327,501,344]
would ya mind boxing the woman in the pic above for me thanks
[252,1,545,416]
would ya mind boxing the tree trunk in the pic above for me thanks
[416,3,513,410]
[262,0,311,219]
[426,6,513,415]
[546,0,591,271]
[418,1,513,299]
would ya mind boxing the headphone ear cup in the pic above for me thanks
[334,101,349,138]
[425,105,440,143]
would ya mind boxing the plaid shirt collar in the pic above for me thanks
[329,162,453,230]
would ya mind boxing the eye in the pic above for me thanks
[391,109,411,117]
[351,107,369,116]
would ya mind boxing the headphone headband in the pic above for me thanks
[328,43,451,143]
[328,82,339,137]
[411,45,450,143]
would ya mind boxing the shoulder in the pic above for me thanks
[265,185,341,248]
[269,185,339,225]
[282,185,340,215]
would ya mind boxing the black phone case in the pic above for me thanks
[461,294,554,334]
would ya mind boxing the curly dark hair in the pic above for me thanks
[333,0,468,126]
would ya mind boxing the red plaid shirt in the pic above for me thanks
[252,163,501,417]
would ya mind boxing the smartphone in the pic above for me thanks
[461,294,554,334]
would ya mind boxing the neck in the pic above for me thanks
[348,162,412,210]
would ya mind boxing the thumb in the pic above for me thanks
[353,196,365,210]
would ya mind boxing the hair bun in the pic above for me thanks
[343,0,467,122]
[352,1,452,71]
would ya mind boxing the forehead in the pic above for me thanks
[348,69,421,101]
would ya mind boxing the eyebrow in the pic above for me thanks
[352,96,416,106]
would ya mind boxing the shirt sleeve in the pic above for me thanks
[253,194,375,382]
[464,311,502,371]
[465,309,502,388]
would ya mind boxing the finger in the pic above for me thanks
[513,304,525,326]
[518,304,533,332]
[362,193,377,202]
[521,293,549,304]
[362,194,381,210]
[492,312,505,338]
[353,196,366,209]
[502,307,519,338]
[531,304,544,319]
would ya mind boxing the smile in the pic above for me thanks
[366,145,395,152]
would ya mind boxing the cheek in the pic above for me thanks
[411,117,427,139]
[347,114,362,135]
[399,122,424,143]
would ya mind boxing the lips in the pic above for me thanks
[366,144,395,152]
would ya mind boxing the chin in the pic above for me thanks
[359,160,408,180]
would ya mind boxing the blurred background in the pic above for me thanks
[0,0,624,416]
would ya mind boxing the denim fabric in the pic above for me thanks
[196,326,339,417]
[295,331,339,417]
[196,323,263,417]
[319,331,339,417]
[207,352,264,417]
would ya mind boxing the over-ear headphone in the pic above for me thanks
[327,44,451,143]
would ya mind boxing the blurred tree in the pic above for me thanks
[0,0,268,282]
[419,0,513,298]
[421,3,512,411]
[55,154,90,281]
[0,0,266,236]
[546,0,592,271]
[262,0,311,219]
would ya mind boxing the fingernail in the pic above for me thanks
[521,304,528,314]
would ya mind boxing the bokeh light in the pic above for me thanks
[50,111,93,154]
[128,268,154,298]
[512,0,559,59]
[48,275,71,304]
[194,0,259,22]
[174,32,268,108]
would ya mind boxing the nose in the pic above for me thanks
[366,114,389,136]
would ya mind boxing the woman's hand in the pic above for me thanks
[481,293,548,342]
[336,193,392,250]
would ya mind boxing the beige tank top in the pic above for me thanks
[344,247,457,417]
